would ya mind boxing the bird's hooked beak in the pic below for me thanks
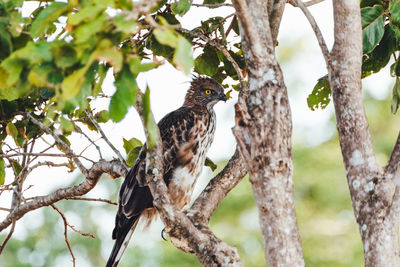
[219,93,227,102]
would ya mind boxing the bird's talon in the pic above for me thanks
[161,228,167,241]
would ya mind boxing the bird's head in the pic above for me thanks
[183,75,227,109]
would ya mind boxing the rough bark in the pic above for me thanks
[232,0,305,266]
[329,1,400,266]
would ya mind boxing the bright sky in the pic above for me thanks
[1,1,395,266]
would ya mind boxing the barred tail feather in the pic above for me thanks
[106,216,140,267]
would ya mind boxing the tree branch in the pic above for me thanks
[24,113,88,176]
[191,3,234,8]
[269,0,287,44]
[0,160,127,232]
[84,110,126,165]
[386,131,400,179]
[178,28,247,90]
[189,148,247,225]
[288,0,325,7]
[65,196,117,206]
[51,204,76,267]
[294,0,330,66]
[0,220,15,255]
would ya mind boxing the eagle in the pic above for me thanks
[106,76,227,267]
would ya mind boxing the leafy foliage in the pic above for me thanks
[0,0,243,185]
[308,1,400,114]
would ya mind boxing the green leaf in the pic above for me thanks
[205,157,217,171]
[51,43,78,69]
[0,159,5,185]
[1,58,23,87]
[307,75,331,111]
[360,0,383,8]
[94,110,109,123]
[203,0,225,6]
[123,138,143,165]
[11,160,22,176]
[74,13,108,43]
[114,14,138,34]
[194,45,219,75]
[60,117,74,133]
[109,65,137,122]
[0,23,12,60]
[123,137,143,154]
[142,87,159,149]
[361,5,385,53]
[171,0,192,16]
[68,5,105,25]
[390,0,400,25]
[173,36,193,74]
[127,146,142,166]
[28,63,53,87]
[362,24,397,78]
[6,122,18,139]
[60,68,87,100]
[392,77,400,114]
[11,41,52,64]
[149,34,175,58]
[153,28,178,47]
[30,2,69,38]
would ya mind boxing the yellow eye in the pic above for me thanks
[205,89,211,95]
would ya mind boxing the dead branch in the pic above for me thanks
[294,0,330,66]
[288,0,325,7]
[0,160,127,232]
[51,204,76,266]
[84,110,126,165]
[24,113,88,176]
[72,121,103,159]
[0,220,15,255]
[192,3,234,8]
[269,0,286,43]
[65,197,117,206]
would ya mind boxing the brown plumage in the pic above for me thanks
[106,76,226,267]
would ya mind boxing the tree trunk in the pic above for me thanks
[232,1,305,266]
[329,1,400,266]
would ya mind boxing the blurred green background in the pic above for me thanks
[2,92,399,267]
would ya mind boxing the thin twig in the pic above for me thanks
[0,160,128,232]
[0,207,11,212]
[294,0,330,66]
[178,27,247,90]
[225,15,237,38]
[84,110,126,165]
[192,3,234,8]
[288,0,325,7]
[24,113,88,176]
[72,121,103,159]
[0,220,16,255]
[65,197,117,206]
[51,204,76,266]
[0,152,94,162]
[30,161,71,170]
